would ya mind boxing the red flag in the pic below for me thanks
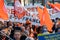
[14,0,26,19]
[43,6,53,31]
[0,0,8,20]
[37,7,44,26]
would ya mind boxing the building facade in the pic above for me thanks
[20,0,60,6]
[5,0,60,6]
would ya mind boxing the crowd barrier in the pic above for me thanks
[37,33,60,40]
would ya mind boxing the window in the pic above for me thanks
[5,0,14,6]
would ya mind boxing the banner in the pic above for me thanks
[38,33,60,40]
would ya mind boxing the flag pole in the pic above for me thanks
[52,0,54,14]
[14,0,16,22]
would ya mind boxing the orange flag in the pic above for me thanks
[55,3,60,9]
[0,0,8,20]
[14,0,26,19]
[37,7,44,26]
[47,2,60,12]
[37,6,53,31]
[43,6,53,31]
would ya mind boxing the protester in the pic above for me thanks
[13,30,21,40]
[0,17,59,40]
[25,32,34,40]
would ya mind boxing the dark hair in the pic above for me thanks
[55,28,60,33]
[56,18,59,20]
[14,30,21,34]
[36,26,43,34]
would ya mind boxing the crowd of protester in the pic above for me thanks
[0,17,60,40]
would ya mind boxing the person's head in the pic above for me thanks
[21,27,25,32]
[56,21,60,28]
[29,32,34,38]
[17,22,23,27]
[52,19,55,23]
[14,30,21,40]
[57,29,60,33]
[56,18,59,21]
[13,22,17,27]
[37,26,43,34]
[7,21,13,27]
[26,19,31,26]
[56,18,60,22]
[55,28,60,33]
[4,21,7,27]
[57,24,60,28]
[0,21,4,29]
[17,22,21,27]
[1,27,11,36]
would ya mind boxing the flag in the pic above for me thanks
[37,7,44,26]
[47,2,60,12]
[14,0,26,19]
[37,6,53,31]
[55,3,60,9]
[43,6,53,31]
[0,0,8,20]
